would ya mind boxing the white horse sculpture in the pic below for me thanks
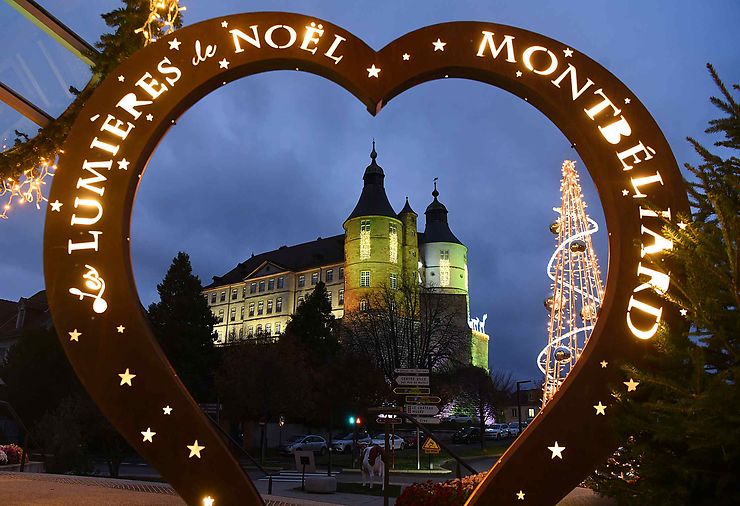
[361,444,385,490]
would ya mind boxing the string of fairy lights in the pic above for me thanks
[0,0,185,221]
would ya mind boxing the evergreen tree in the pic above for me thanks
[589,65,739,504]
[148,252,218,402]
[285,281,339,359]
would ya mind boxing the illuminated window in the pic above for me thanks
[210,293,216,304]
[267,300,273,314]
[440,250,450,260]
[326,269,334,282]
[242,286,247,298]
[268,278,275,291]
[360,299,369,311]
[230,308,236,321]
[256,324,262,335]
[339,289,344,305]
[258,280,265,292]
[326,291,332,305]
[360,270,370,287]
[390,272,397,289]
[440,250,450,287]
[276,297,283,312]
[258,301,264,315]
[298,296,304,306]
[220,291,225,302]
[265,323,272,336]
[298,275,305,287]
[250,283,257,294]
[248,326,253,337]
[311,272,318,285]
[360,220,371,259]
[239,327,244,339]
[528,408,535,418]
[275,322,281,334]
[240,306,245,319]
[389,223,398,263]
[231,288,238,300]
[249,303,255,317]
[339,267,344,279]
[218,309,224,322]
[277,276,285,289]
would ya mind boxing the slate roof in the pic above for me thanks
[346,144,397,221]
[421,189,463,246]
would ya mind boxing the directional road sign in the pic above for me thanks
[414,416,442,425]
[396,375,430,386]
[394,368,429,375]
[368,406,403,414]
[422,438,441,454]
[405,395,441,404]
[393,387,430,395]
[405,404,439,416]
[376,417,402,425]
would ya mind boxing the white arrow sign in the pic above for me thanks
[405,404,439,415]
[396,375,430,386]
[394,368,430,375]
[414,416,442,425]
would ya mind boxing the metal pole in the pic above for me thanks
[416,427,420,470]
[383,422,390,506]
[327,411,333,477]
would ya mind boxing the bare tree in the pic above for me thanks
[342,274,470,381]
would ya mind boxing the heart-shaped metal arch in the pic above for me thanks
[44,12,688,506]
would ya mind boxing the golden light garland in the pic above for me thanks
[135,0,187,45]
[0,156,57,219]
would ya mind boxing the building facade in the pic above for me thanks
[203,144,487,369]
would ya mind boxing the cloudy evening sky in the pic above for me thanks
[1,0,738,380]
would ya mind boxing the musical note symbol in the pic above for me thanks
[69,265,108,314]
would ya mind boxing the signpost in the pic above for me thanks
[422,438,441,470]
[415,416,442,425]
[405,395,442,404]
[405,404,440,416]
[393,387,431,395]
[395,375,430,386]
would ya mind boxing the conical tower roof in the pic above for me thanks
[398,197,416,216]
[422,178,463,245]
[346,142,397,220]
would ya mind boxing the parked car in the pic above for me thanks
[400,432,427,449]
[507,422,521,437]
[331,432,371,453]
[484,424,510,440]
[447,414,480,424]
[370,434,406,450]
[452,426,481,444]
[279,435,328,455]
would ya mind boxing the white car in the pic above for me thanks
[447,415,480,424]
[370,434,405,450]
[331,432,371,453]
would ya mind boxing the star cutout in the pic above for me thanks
[622,189,630,196]
[624,98,631,104]
[678,221,688,230]
[141,427,156,442]
[219,58,230,69]
[68,329,81,342]
[146,114,154,122]
[117,75,125,82]
[432,38,446,51]
[563,48,574,58]
[516,490,525,500]
[624,378,639,392]
[89,114,100,122]
[117,325,125,334]
[187,440,205,458]
[50,200,63,212]
[680,308,688,316]
[594,402,607,415]
[203,497,215,506]
[168,38,181,50]
[516,70,523,77]
[119,368,136,386]
[402,53,410,61]
[163,405,173,415]
[548,441,565,459]
[117,158,130,170]
[366,64,381,78]
[600,360,608,368]
[221,20,228,28]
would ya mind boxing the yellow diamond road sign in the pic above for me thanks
[422,438,441,453]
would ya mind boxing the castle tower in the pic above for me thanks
[343,143,403,312]
[420,179,469,301]
[397,197,420,287]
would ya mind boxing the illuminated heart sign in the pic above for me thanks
[43,12,688,505]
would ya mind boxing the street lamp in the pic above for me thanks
[516,380,533,434]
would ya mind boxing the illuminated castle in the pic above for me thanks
[203,143,488,369]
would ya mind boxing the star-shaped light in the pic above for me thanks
[219,58,230,69]
[548,441,565,459]
[563,48,574,58]
[624,98,631,104]
[432,38,446,51]
[141,427,156,442]
[119,368,136,386]
[624,378,639,392]
[203,497,215,506]
[146,114,154,122]
[117,325,125,334]
[600,360,608,368]
[680,308,688,316]
[163,405,173,415]
[117,75,125,82]
[117,158,130,170]
[516,70,523,77]
[622,189,630,196]
[594,402,607,415]
[68,329,81,342]
[677,221,688,230]
[168,38,181,50]
[188,440,205,458]
[50,200,63,212]
[221,20,228,28]
[402,53,410,61]
[516,490,525,500]
[366,64,381,78]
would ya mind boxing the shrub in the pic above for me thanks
[396,473,487,506]
[0,449,7,465]
[0,444,27,465]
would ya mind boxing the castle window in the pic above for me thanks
[298,296,304,306]
[275,322,281,334]
[326,269,334,282]
[265,323,272,336]
[298,275,305,287]
[339,267,344,279]
[311,272,318,285]
[239,327,244,339]
[230,308,236,321]
[360,299,369,311]
[248,326,253,337]
[277,276,285,289]
[268,278,275,291]
[360,270,370,287]
[258,301,264,315]
[210,293,216,304]
[390,273,397,289]
[232,288,238,300]
[339,289,344,305]
[242,286,247,298]
[360,220,371,259]
[389,223,398,264]
[218,309,224,322]
[440,249,451,287]
[240,306,245,319]
[267,300,273,314]
[249,303,255,317]
[440,250,450,260]
[250,282,257,294]
[326,291,332,305]
[256,324,262,335]
[276,297,283,312]
[220,291,226,302]
[259,280,265,292]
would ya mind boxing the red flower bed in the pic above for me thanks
[396,472,487,506]
[0,444,28,465]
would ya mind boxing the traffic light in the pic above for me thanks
[348,416,355,425]
[355,417,362,425]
